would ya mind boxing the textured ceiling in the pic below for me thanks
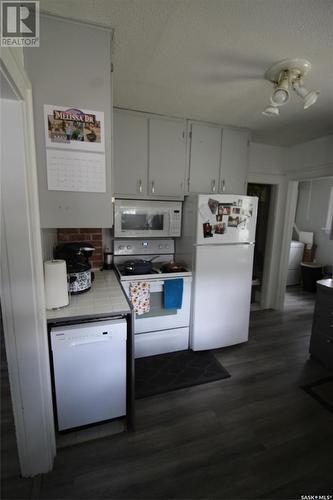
[39,0,333,146]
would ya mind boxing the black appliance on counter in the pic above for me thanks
[54,242,95,294]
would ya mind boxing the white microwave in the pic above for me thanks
[114,199,182,238]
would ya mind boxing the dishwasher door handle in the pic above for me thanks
[70,337,112,347]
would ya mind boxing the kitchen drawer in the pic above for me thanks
[310,330,333,370]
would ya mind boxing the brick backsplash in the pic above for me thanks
[57,228,103,269]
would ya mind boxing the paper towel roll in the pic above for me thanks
[44,260,69,309]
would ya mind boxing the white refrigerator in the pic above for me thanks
[176,194,258,351]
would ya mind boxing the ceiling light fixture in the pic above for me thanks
[262,58,320,117]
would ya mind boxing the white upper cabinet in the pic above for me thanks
[113,110,148,196]
[188,122,222,194]
[148,118,187,196]
[220,128,249,195]
[187,123,249,195]
[113,109,249,199]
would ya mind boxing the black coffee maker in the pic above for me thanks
[54,242,95,294]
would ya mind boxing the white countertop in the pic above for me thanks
[317,278,333,290]
[46,270,131,323]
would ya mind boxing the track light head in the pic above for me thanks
[262,106,280,116]
[262,104,279,116]
[292,80,320,109]
[271,72,290,106]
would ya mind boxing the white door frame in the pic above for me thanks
[0,49,56,476]
[275,180,299,309]
[247,172,288,309]
[276,168,333,310]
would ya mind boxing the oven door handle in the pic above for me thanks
[149,281,165,292]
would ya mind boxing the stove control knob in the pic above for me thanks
[127,245,132,250]
[118,245,124,250]
[165,244,169,249]
[158,244,163,249]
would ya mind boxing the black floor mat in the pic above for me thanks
[301,376,333,413]
[135,349,230,399]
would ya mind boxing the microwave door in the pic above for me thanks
[147,213,165,231]
[119,210,170,237]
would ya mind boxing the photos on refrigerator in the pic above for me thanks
[228,215,240,227]
[208,198,219,214]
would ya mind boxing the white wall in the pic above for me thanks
[24,15,113,228]
[249,143,288,176]
[8,47,24,69]
[295,178,333,265]
[287,135,333,179]
[41,229,57,261]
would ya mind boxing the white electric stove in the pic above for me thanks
[114,239,192,358]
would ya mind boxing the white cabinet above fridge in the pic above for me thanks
[187,123,249,195]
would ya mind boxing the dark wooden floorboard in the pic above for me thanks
[1,287,333,499]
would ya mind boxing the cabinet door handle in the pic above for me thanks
[151,181,155,194]
[138,179,143,193]
[220,179,226,192]
[180,181,184,192]
[211,179,216,193]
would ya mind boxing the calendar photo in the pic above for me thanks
[44,105,105,152]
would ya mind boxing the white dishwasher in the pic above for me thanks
[51,319,127,431]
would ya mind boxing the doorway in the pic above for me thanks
[284,177,333,303]
[247,183,272,309]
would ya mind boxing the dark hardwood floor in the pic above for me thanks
[2,287,333,500]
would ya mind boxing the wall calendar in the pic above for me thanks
[44,104,106,193]
[46,150,106,193]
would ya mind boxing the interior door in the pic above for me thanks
[191,244,254,350]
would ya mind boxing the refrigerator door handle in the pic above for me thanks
[194,242,255,247]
